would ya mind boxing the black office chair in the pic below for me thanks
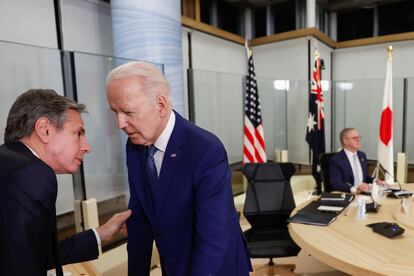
[319,152,337,193]
[241,162,301,274]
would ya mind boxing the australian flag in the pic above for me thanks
[306,48,325,194]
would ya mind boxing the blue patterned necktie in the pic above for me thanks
[146,145,158,188]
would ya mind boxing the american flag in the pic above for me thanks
[243,49,267,163]
[306,47,325,192]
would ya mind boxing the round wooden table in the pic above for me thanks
[289,188,414,275]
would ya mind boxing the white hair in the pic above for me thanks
[106,61,171,100]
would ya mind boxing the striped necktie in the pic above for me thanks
[146,145,158,187]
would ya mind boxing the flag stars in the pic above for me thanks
[307,113,317,132]
[245,53,264,130]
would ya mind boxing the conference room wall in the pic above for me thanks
[190,30,246,74]
[0,0,113,56]
[60,0,113,56]
[334,40,414,80]
[0,0,57,48]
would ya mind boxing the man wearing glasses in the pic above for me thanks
[329,128,385,193]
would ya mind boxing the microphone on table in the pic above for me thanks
[366,186,381,212]
[381,166,402,191]
[381,166,413,198]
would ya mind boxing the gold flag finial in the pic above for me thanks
[387,45,393,59]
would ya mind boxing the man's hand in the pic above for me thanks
[357,183,371,193]
[96,209,132,242]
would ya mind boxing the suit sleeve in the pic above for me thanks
[125,140,154,276]
[329,157,352,192]
[50,230,98,268]
[190,143,234,276]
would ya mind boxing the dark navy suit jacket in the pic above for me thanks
[126,111,252,276]
[329,149,374,192]
[0,142,98,276]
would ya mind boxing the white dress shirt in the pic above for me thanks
[153,111,176,176]
[344,148,364,193]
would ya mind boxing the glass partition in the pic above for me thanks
[191,69,288,164]
[333,79,404,160]
[257,77,288,158]
[286,80,310,165]
[74,53,133,206]
[191,70,244,163]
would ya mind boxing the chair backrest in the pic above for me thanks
[241,162,296,229]
[319,152,337,193]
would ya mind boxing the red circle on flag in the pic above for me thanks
[380,107,392,146]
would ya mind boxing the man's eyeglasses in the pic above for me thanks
[346,136,362,140]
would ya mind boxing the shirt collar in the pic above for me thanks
[344,148,357,159]
[154,111,175,153]
[23,143,40,158]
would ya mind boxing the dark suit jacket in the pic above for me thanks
[126,111,252,276]
[329,149,374,192]
[0,142,98,276]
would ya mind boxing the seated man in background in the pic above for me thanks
[329,127,385,193]
[0,89,131,276]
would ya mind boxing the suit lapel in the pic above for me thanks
[129,143,156,227]
[154,112,186,225]
[340,150,354,183]
[357,151,367,180]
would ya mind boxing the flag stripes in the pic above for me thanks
[243,50,267,163]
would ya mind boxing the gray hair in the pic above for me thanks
[339,127,355,146]
[4,89,86,143]
[106,61,171,101]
